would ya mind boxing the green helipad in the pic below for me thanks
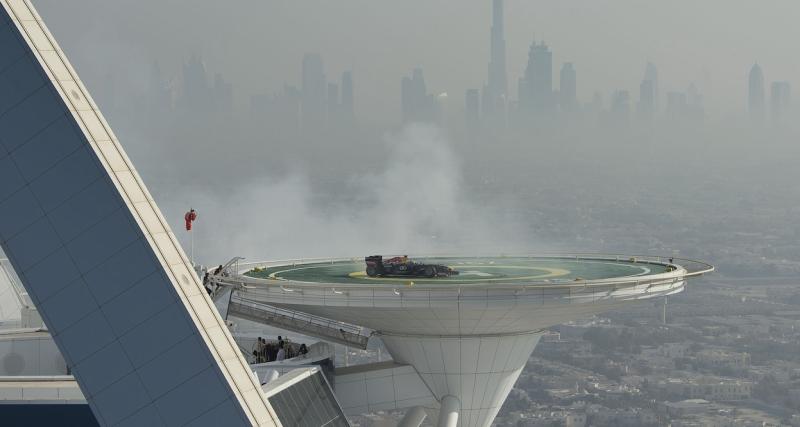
[245,256,672,286]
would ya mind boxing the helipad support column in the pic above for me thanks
[380,332,542,427]
[437,395,460,427]
[0,2,276,425]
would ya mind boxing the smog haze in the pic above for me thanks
[29,0,800,278]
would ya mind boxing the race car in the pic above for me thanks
[364,255,459,278]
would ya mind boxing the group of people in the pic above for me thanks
[252,336,309,363]
[202,264,226,296]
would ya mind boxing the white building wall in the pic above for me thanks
[0,331,65,375]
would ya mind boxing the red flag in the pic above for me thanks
[184,209,197,231]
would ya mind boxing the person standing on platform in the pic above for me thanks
[256,337,266,363]
[276,342,286,361]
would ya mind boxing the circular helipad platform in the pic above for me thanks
[221,254,709,338]
[244,256,673,286]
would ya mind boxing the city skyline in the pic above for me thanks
[132,42,790,130]
[33,0,800,124]
[135,48,791,132]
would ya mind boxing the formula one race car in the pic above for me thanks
[364,255,459,278]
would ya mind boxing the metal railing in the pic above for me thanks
[228,294,370,349]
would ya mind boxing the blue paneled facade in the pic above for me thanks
[0,5,255,426]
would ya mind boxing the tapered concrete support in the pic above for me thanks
[398,406,428,427]
[437,395,460,427]
[380,331,543,427]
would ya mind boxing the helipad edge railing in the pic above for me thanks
[210,254,713,293]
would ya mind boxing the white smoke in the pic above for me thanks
[165,124,534,264]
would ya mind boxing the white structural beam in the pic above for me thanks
[398,406,427,427]
[0,1,277,425]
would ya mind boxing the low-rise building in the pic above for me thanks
[509,410,587,427]
[696,349,751,369]
[659,342,692,358]
[660,377,752,401]
[659,399,711,418]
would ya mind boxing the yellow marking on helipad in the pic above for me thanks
[347,265,570,282]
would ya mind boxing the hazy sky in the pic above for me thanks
[33,0,799,123]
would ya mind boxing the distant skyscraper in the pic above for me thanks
[665,85,703,123]
[212,72,233,112]
[302,53,326,128]
[770,81,791,122]
[748,63,765,121]
[178,54,231,114]
[559,63,577,113]
[180,54,209,111]
[666,91,687,119]
[401,68,439,123]
[465,89,480,127]
[401,77,412,121]
[637,79,655,119]
[686,84,705,121]
[485,0,507,114]
[341,71,354,119]
[589,91,604,113]
[644,62,659,110]
[610,90,630,121]
[519,41,554,114]
[636,63,657,120]
[249,85,302,131]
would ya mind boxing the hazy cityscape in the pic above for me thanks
[20,0,800,425]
